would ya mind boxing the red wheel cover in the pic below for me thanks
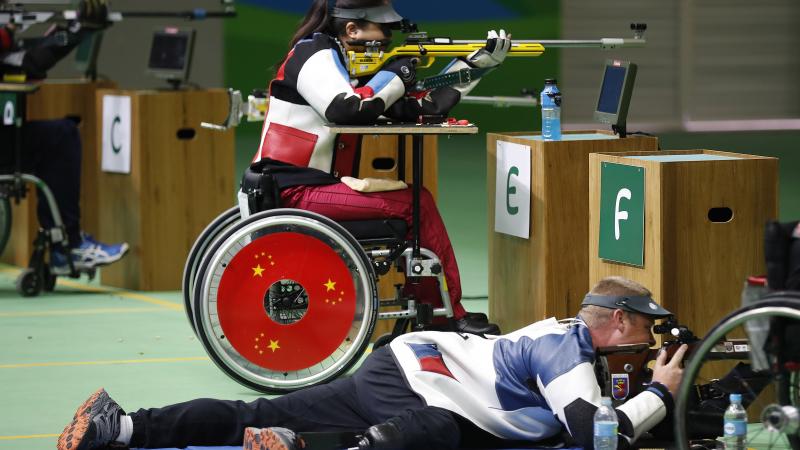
[216,232,357,371]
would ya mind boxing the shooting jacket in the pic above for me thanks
[252,32,463,188]
[390,318,672,447]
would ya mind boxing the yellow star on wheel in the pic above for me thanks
[252,264,265,277]
[324,278,336,292]
[268,340,280,352]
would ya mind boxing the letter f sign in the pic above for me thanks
[614,188,632,240]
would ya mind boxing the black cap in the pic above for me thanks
[544,78,557,84]
[581,294,672,318]
[330,5,404,26]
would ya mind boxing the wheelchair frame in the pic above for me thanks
[673,291,800,450]
[0,83,94,296]
[184,126,475,393]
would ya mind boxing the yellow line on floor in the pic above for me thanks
[0,433,58,440]
[0,267,183,311]
[0,356,208,369]
[0,307,167,318]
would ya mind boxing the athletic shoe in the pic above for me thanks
[243,427,305,450]
[51,233,129,275]
[57,388,126,450]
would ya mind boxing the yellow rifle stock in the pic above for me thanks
[346,25,647,78]
[347,42,545,78]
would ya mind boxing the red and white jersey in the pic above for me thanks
[254,33,406,172]
[252,33,463,180]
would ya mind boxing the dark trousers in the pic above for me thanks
[128,347,503,449]
[0,119,82,246]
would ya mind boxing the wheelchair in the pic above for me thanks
[0,85,96,296]
[183,169,456,393]
[673,222,800,449]
[0,171,97,296]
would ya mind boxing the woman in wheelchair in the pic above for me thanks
[242,0,510,335]
[1,1,128,279]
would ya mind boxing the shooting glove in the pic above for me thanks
[383,56,417,87]
[466,29,511,68]
[79,0,110,29]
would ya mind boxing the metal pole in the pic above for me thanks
[412,135,422,258]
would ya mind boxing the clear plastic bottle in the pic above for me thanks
[723,393,747,450]
[540,78,562,141]
[594,397,618,450]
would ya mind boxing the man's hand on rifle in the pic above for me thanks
[651,343,689,395]
[467,29,512,69]
[79,0,110,29]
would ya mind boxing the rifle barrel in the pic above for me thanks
[452,39,646,48]
[0,8,236,25]
[113,10,237,20]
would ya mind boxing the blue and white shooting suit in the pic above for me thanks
[390,318,672,447]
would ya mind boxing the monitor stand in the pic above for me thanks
[612,123,627,138]
[167,79,184,91]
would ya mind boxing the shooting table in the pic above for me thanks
[328,123,478,339]
[487,130,659,332]
[1,79,116,266]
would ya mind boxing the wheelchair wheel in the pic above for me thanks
[675,293,800,450]
[16,268,42,297]
[0,197,11,256]
[193,209,379,393]
[182,206,241,335]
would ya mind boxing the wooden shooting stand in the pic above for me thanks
[95,88,234,291]
[487,130,659,332]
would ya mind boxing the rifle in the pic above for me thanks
[0,0,237,33]
[595,316,763,403]
[347,23,648,88]
[201,24,648,130]
[595,317,701,403]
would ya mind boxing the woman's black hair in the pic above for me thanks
[288,0,387,50]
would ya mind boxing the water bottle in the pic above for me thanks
[594,397,618,450]
[723,393,747,449]
[540,78,562,141]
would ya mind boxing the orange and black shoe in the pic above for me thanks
[243,427,306,450]
[58,388,126,450]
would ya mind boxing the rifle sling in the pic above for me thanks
[415,67,492,91]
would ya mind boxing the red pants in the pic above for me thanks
[281,183,466,320]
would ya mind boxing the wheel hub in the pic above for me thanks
[761,404,800,435]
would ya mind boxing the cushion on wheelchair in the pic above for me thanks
[338,219,407,241]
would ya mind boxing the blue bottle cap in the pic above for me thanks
[730,393,742,402]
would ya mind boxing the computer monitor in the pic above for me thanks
[146,27,196,89]
[593,59,637,138]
